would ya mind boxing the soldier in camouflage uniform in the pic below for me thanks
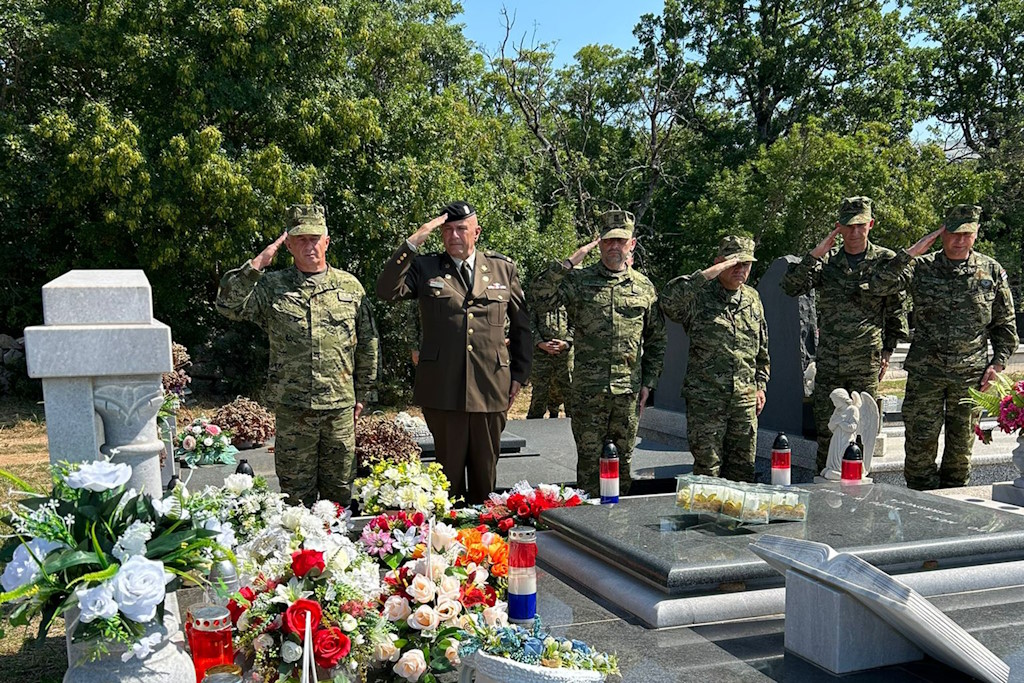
[533,210,666,497]
[780,197,909,472]
[216,204,379,506]
[661,235,770,482]
[526,275,572,418]
[871,205,1018,490]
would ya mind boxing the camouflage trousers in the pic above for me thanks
[813,363,880,473]
[902,366,981,490]
[570,390,639,497]
[686,392,757,483]
[273,404,356,507]
[527,349,572,418]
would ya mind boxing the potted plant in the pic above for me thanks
[355,416,422,475]
[213,396,275,449]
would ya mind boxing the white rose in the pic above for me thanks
[65,460,132,492]
[76,581,118,623]
[281,640,303,663]
[394,649,427,682]
[111,555,168,623]
[407,604,440,631]
[280,506,306,531]
[406,574,436,604]
[203,437,214,447]
[473,567,490,586]
[437,575,461,603]
[326,546,351,574]
[223,473,254,495]
[382,595,411,622]
[253,633,274,651]
[374,635,400,662]
[482,601,508,628]
[434,600,462,623]
[1,538,64,592]
[152,495,188,520]
[430,522,458,551]
[192,426,202,435]
[445,642,461,666]
[339,612,358,632]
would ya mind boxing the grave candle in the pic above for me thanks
[508,526,538,624]
[771,432,791,486]
[599,439,620,504]
[187,605,234,682]
[841,441,863,482]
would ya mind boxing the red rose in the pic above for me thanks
[291,549,325,578]
[564,495,581,507]
[516,504,531,518]
[313,626,351,669]
[498,517,514,532]
[227,585,256,624]
[283,599,323,636]
[460,584,488,608]
[411,511,425,526]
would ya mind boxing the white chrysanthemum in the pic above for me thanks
[223,473,254,496]
[112,520,154,561]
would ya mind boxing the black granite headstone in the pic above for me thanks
[651,320,689,413]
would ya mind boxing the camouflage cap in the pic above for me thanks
[838,196,873,225]
[440,200,476,224]
[598,210,635,240]
[286,204,327,236]
[944,204,982,234]
[718,234,757,263]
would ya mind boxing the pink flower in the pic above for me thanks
[182,435,197,451]
[206,424,222,436]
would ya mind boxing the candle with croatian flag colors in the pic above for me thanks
[599,439,619,504]
[508,526,538,624]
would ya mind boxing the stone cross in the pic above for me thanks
[24,270,172,497]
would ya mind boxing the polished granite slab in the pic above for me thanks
[539,483,1024,595]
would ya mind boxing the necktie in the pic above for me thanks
[461,262,473,289]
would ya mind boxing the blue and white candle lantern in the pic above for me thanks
[507,526,538,624]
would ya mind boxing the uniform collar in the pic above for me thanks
[596,262,632,280]
[450,250,478,271]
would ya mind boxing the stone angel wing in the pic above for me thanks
[857,391,880,475]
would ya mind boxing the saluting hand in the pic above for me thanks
[701,257,740,281]
[565,239,600,268]
[906,227,944,257]
[407,213,449,249]
[252,232,288,271]
[810,226,842,259]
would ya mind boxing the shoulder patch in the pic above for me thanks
[1001,269,1008,283]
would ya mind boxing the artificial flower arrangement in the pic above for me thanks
[183,472,287,545]
[0,458,226,662]
[968,373,1024,444]
[453,526,508,590]
[358,510,433,571]
[472,481,587,533]
[373,525,508,683]
[353,459,454,518]
[229,501,385,682]
[175,416,239,467]
[458,614,620,678]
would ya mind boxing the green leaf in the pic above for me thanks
[42,550,101,575]
[0,469,43,495]
[67,564,119,589]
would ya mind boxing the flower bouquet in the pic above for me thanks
[452,526,508,592]
[472,481,587,534]
[353,460,454,517]
[967,373,1024,444]
[183,473,287,546]
[175,417,239,467]
[358,510,435,571]
[0,458,226,663]
[457,616,619,683]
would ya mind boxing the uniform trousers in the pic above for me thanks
[273,404,356,507]
[527,349,572,418]
[570,391,639,497]
[686,392,758,483]
[422,408,506,505]
[902,365,980,490]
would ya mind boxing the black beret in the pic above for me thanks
[440,201,476,223]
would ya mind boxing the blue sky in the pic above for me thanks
[457,1,665,65]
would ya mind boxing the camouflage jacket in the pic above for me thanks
[533,261,666,395]
[527,274,572,348]
[216,262,379,409]
[780,242,908,373]
[871,249,1018,374]
[661,273,770,401]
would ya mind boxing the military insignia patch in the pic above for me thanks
[1001,269,1008,282]
[428,277,445,289]
[486,282,507,290]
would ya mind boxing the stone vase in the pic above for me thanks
[63,593,195,683]
[1012,434,1024,487]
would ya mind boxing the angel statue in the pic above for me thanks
[821,388,879,480]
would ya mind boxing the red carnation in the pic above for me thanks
[291,549,326,578]
[313,626,351,669]
[283,599,323,636]
[226,585,256,624]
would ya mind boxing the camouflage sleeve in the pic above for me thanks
[354,291,380,405]
[882,291,909,353]
[507,262,534,386]
[532,261,570,313]
[869,249,915,296]
[527,273,558,345]
[642,292,667,390]
[659,271,707,329]
[989,267,1019,368]
[215,261,267,328]
[756,301,771,392]
[779,253,823,297]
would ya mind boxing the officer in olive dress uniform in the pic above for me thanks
[376,201,532,504]
[217,204,379,506]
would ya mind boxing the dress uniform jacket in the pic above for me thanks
[376,242,532,411]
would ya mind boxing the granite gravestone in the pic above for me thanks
[757,256,814,436]
[651,320,688,413]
